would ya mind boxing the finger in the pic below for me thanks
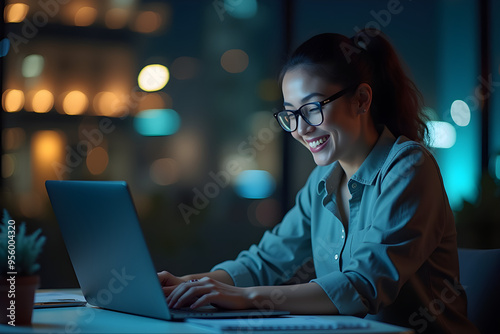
[173,285,213,309]
[157,271,174,286]
[167,281,193,307]
[162,285,178,297]
[190,292,217,309]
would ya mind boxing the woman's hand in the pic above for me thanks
[166,276,252,310]
[157,271,187,297]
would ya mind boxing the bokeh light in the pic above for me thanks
[32,90,54,113]
[234,170,275,199]
[134,109,181,136]
[224,0,257,19]
[495,155,500,180]
[63,90,88,115]
[86,147,109,175]
[2,154,15,178]
[31,130,65,196]
[450,100,471,127]
[133,11,161,33]
[74,6,98,26]
[105,8,129,29]
[2,127,26,151]
[22,54,45,78]
[138,64,170,92]
[93,91,121,116]
[2,89,25,112]
[4,3,29,23]
[0,38,10,57]
[427,121,457,149]
[150,158,180,185]
[171,56,200,80]
[221,49,249,73]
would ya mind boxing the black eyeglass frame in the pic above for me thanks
[273,85,357,132]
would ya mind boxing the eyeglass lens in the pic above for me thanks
[277,103,323,131]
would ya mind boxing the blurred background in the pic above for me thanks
[1,0,499,288]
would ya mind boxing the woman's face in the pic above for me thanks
[282,66,362,166]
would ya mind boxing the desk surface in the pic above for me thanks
[1,290,414,334]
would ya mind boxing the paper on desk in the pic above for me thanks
[186,315,370,332]
[35,292,87,308]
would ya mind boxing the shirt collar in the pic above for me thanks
[316,126,396,194]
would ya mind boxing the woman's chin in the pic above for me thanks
[312,154,335,166]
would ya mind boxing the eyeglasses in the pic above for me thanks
[273,86,355,132]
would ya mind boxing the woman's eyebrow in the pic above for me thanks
[283,92,325,107]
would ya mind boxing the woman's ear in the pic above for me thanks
[355,83,372,114]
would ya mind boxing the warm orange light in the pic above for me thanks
[150,158,180,186]
[31,130,65,189]
[74,6,97,26]
[105,8,129,29]
[33,131,62,163]
[221,49,249,73]
[93,91,120,116]
[4,3,29,23]
[133,11,161,33]
[2,89,25,112]
[32,90,54,113]
[86,147,109,175]
[63,90,88,115]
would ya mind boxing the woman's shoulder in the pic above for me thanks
[380,135,439,180]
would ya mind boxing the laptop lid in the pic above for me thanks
[46,180,173,320]
[46,180,289,321]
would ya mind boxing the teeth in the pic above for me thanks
[308,136,328,148]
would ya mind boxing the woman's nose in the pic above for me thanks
[296,116,314,136]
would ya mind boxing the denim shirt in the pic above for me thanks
[212,127,477,333]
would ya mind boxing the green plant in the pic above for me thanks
[0,209,46,276]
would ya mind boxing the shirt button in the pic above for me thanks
[341,235,344,239]
[334,254,339,260]
[351,183,358,189]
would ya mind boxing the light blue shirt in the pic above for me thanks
[212,127,477,333]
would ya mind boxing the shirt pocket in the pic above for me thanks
[348,226,372,259]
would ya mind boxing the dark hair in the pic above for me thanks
[280,28,428,143]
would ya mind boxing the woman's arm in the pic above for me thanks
[166,276,339,315]
[247,282,339,314]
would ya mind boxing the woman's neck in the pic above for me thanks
[338,122,380,180]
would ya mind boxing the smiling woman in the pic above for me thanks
[158,28,479,334]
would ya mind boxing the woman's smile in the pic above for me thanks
[305,135,330,152]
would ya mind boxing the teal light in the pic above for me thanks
[234,170,275,199]
[224,0,257,19]
[496,155,500,180]
[134,109,180,136]
[0,38,10,57]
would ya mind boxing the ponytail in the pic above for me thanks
[280,29,428,143]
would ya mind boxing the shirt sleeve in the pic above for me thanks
[211,168,321,287]
[312,144,449,315]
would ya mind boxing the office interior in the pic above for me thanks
[1,0,499,289]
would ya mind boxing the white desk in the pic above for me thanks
[0,290,414,333]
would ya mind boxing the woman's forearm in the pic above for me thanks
[246,282,339,315]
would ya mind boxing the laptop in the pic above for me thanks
[45,180,289,321]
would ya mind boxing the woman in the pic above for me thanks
[159,29,478,333]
